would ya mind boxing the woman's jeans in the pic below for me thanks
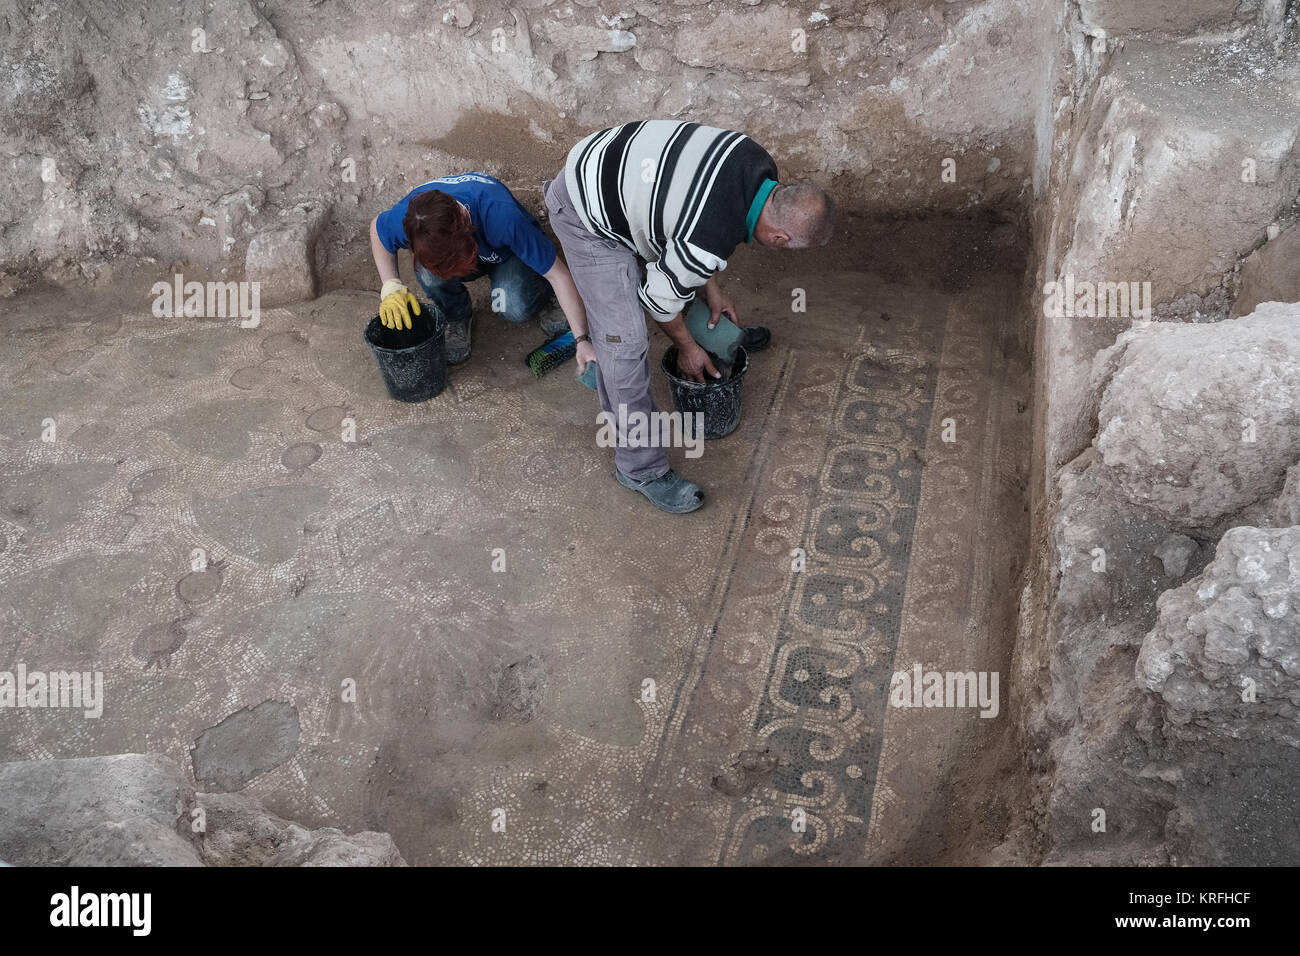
[413,256,551,325]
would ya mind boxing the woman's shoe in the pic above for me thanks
[537,305,571,338]
[444,313,474,365]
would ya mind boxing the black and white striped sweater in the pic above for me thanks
[563,120,779,320]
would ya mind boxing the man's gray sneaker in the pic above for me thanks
[443,313,473,365]
[616,468,704,514]
[537,305,570,338]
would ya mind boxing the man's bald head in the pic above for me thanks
[755,183,835,249]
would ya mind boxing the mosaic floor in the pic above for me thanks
[0,221,1030,864]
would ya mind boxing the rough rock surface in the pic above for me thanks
[1025,451,1179,863]
[0,753,404,867]
[1023,295,1300,865]
[1035,23,1300,478]
[1026,447,1300,865]
[1138,526,1300,748]
[673,7,808,72]
[244,203,329,306]
[0,753,200,867]
[1077,0,1280,37]
[1232,222,1300,318]
[1093,303,1300,530]
[1056,40,1300,312]
[195,792,407,866]
[0,0,1055,288]
[1023,15,1300,853]
[1267,465,1300,527]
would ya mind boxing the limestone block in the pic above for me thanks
[1094,302,1300,529]
[0,754,202,866]
[1138,526,1300,747]
[195,792,406,866]
[244,202,329,305]
[1058,41,1300,308]
[0,753,406,867]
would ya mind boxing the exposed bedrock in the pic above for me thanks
[1017,2,1300,864]
[1036,25,1300,477]
[0,0,1058,296]
[1232,221,1300,318]
[1139,526,1300,748]
[1092,303,1300,531]
[1078,0,1289,39]
[0,753,406,867]
[1022,302,1300,865]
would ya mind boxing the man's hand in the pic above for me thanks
[703,277,739,330]
[379,279,420,330]
[676,341,721,383]
[575,339,597,374]
[660,309,720,381]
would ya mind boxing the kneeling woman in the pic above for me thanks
[369,172,595,368]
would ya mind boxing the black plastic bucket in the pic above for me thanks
[364,306,446,403]
[661,345,748,439]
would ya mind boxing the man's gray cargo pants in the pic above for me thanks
[544,172,670,481]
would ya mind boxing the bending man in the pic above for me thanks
[544,121,834,514]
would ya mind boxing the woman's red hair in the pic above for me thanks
[403,190,479,278]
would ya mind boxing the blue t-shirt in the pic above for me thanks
[375,172,556,276]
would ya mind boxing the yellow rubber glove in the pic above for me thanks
[379,279,421,330]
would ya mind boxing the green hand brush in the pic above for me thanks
[525,330,577,377]
[684,298,744,364]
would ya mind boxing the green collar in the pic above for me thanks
[745,179,779,243]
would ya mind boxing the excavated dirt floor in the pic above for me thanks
[0,215,1032,864]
